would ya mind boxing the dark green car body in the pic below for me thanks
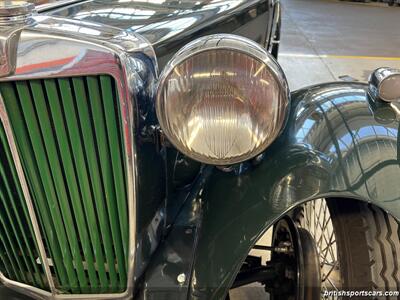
[0,1,399,299]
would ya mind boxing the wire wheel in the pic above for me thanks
[294,198,400,300]
[231,199,400,300]
[294,199,341,298]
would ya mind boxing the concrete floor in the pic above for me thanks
[279,0,400,90]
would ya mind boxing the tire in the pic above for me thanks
[294,198,400,299]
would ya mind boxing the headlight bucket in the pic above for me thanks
[156,34,290,165]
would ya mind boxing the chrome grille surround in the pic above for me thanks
[0,14,158,300]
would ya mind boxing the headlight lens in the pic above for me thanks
[369,67,400,102]
[380,74,400,101]
[156,35,289,165]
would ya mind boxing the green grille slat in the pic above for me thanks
[58,78,102,292]
[0,122,48,289]
[100,76,129,272]
[73,77,117,292]
[0,250,15,279]
[0,124,46,288]
[44,79,93,290]
[1,82,70,289]
[17,80,80,292]
[0,213,26,282]
[86,77,120,290]
[0,75,128,294]
[0,170,41,287]
[0,230,21,280]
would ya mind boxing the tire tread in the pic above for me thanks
[300,199,400,299]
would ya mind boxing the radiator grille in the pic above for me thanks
[0,75,129,294]
[0,122,48,290]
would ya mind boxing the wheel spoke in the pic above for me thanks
[326,276,339,292]
[322,260,338,282]
[296,199,341,299]
[320,239,336,256]
[319,223,334,261]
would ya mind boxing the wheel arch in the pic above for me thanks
[188,82,400,299]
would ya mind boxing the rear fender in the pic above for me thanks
[189,82,400,299]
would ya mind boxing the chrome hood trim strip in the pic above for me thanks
[36,1,88,12]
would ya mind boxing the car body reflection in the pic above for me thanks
[293,83,399,203]
[48,0,271,67]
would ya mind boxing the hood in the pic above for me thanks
[44,0,268,67]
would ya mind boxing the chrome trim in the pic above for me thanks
[0,2,35,76]
[0,273,140,300]
[268,0,281,58]
[0,1,34,17]
[369,67,400,102]
[0,26,21,78]
[1,273,49,300]
[0,14,33,25]
[0,1,35,26]
[0,15,158,300]
[265,0,281,51]
[156,33,290,165]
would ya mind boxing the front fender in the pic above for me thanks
[189,82,400,299]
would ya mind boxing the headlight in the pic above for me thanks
[156,34,290,165]
[369,67,400,102]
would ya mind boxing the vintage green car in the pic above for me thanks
[0,0,399,299]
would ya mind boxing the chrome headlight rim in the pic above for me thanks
[369,67,400,102]
[156,34,290,165]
